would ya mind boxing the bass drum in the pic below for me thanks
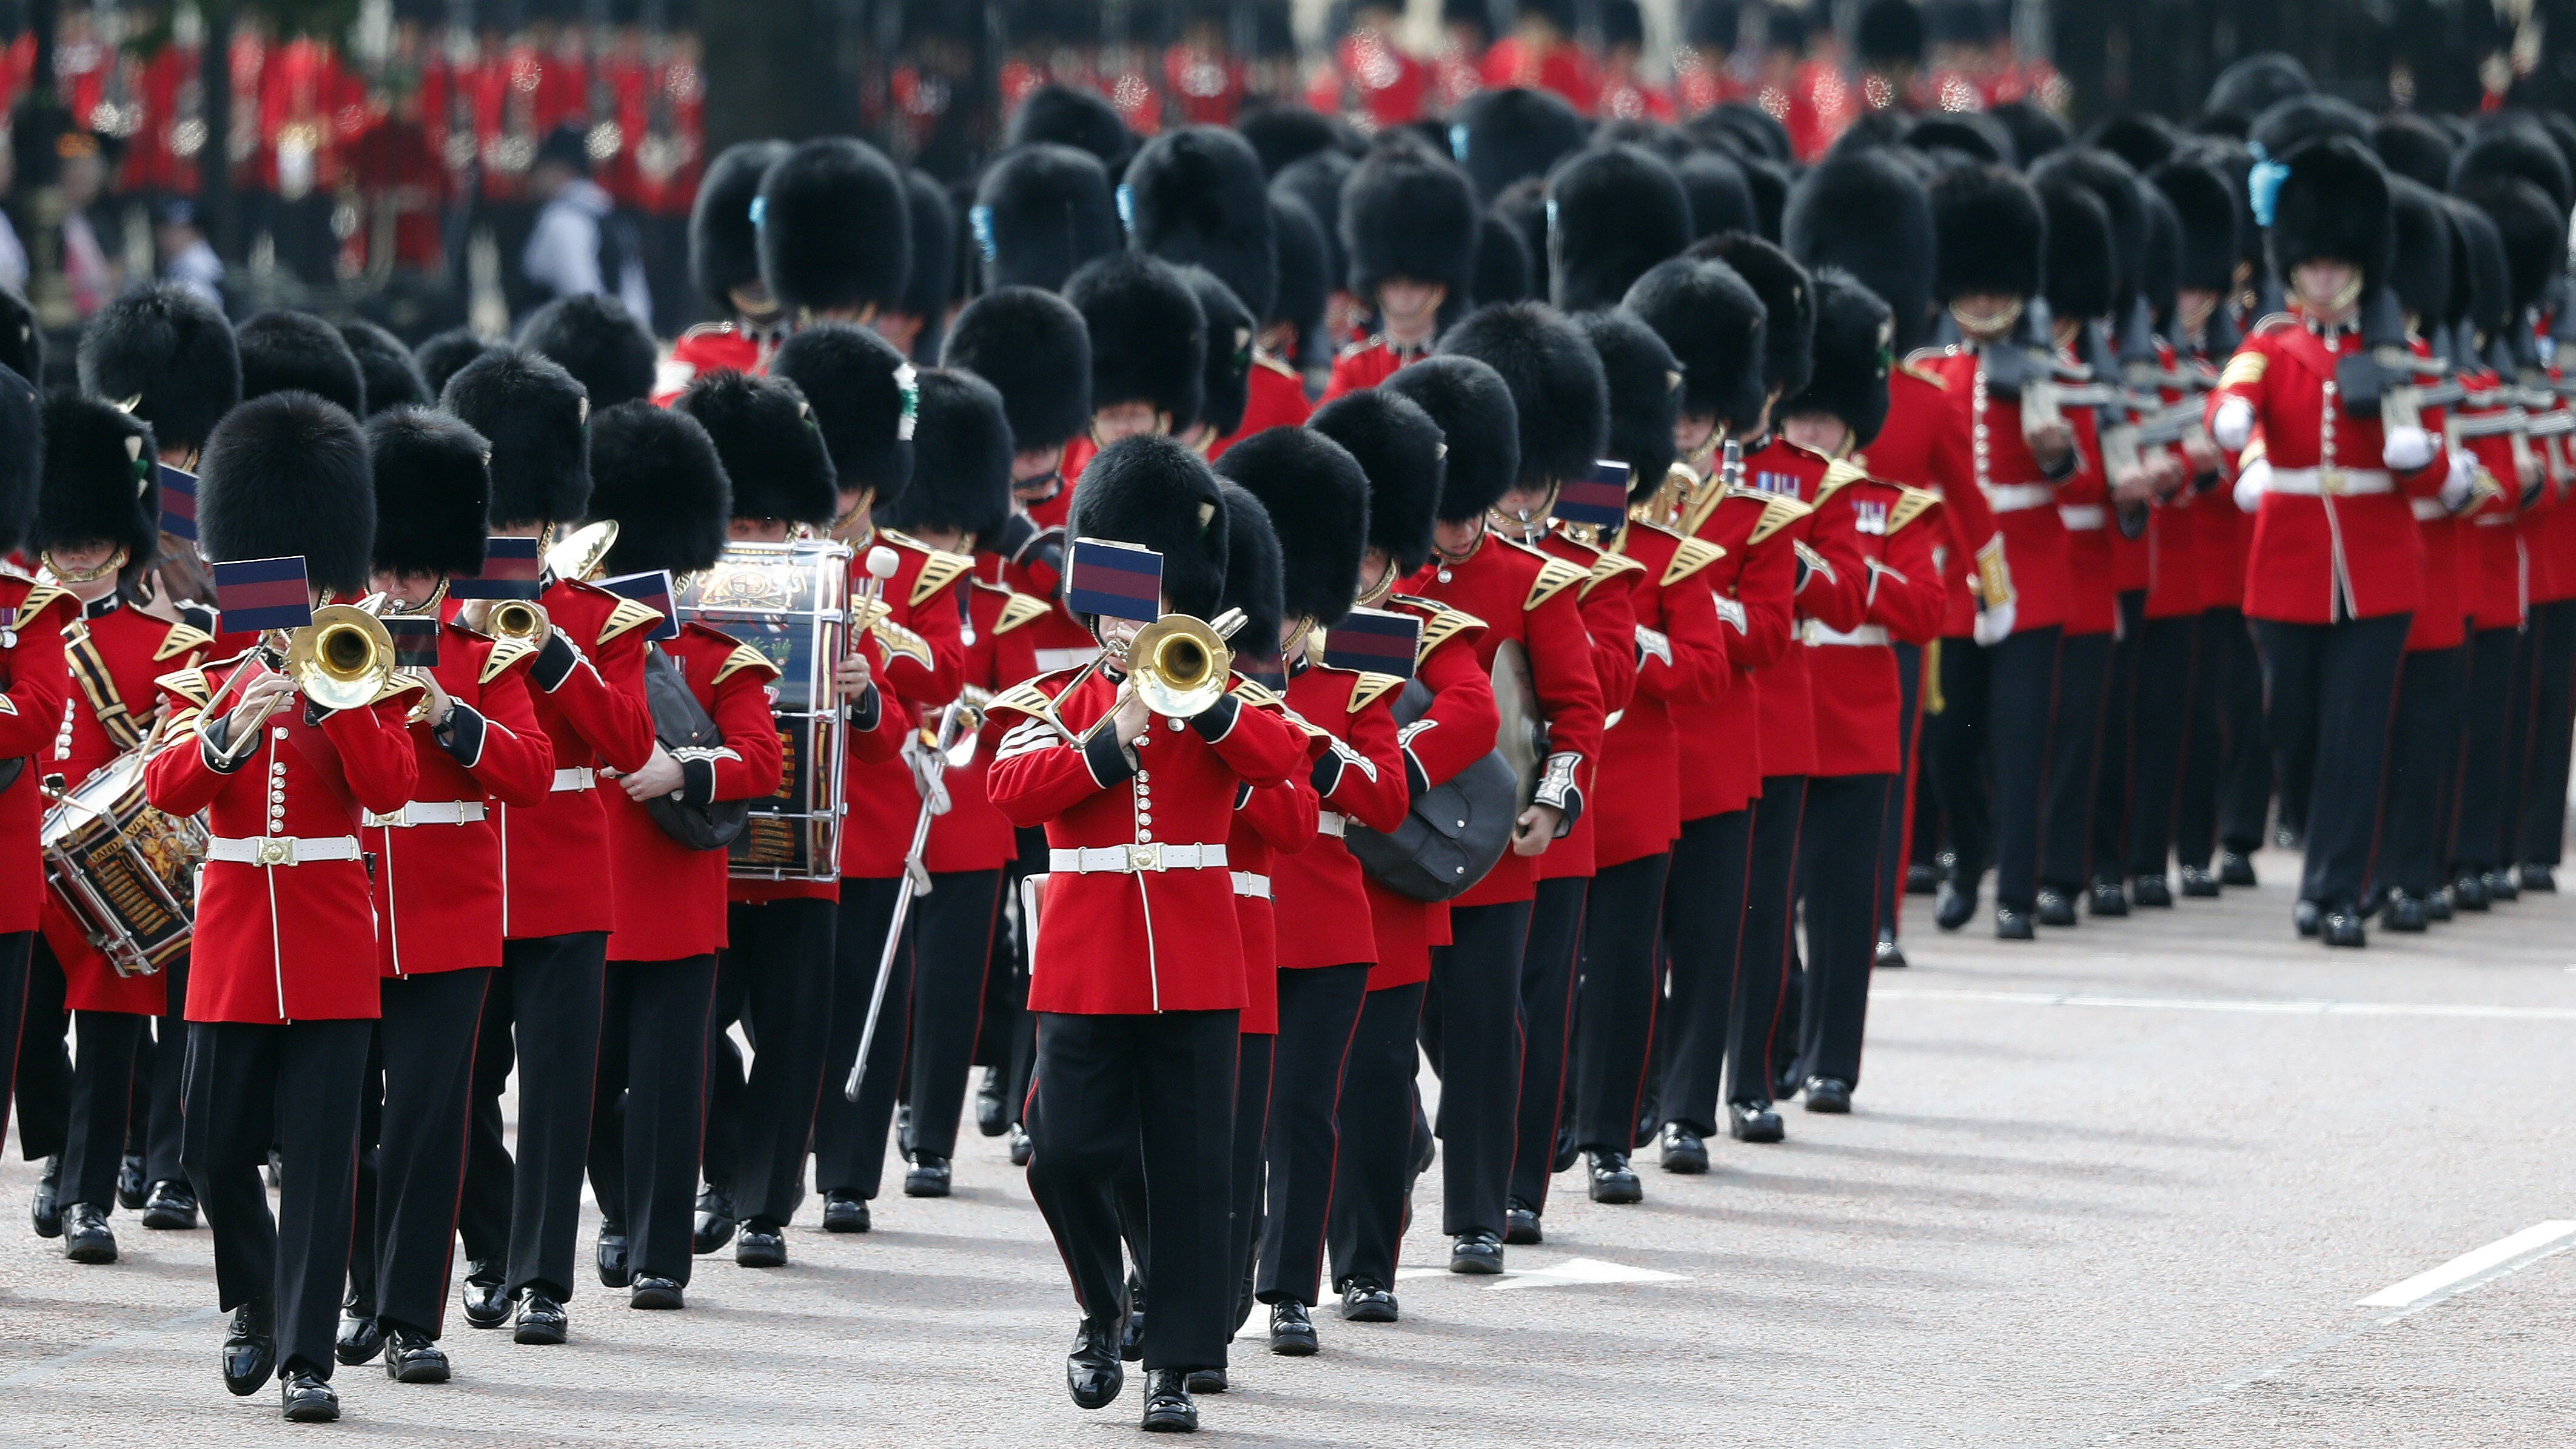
[41,747,207,977]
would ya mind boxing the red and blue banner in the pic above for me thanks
[599,570,681,642]
[384,616,441,668]
[156,464,197,543]
[450,536,543,599]
[1324,607,1420,679]
[1554,460,1631,528]
[1065,538,1163,622]
[212,556,314,634]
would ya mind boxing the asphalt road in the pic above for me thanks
[3,846,2572,1447]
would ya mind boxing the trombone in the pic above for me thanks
[1116,608,1245,718]
[202,602,400,767]
[464,520,622,650]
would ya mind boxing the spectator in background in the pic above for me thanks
[0,139,23,293]
[57,133,119,320]
[155,201,224,311]
[522,123,653,331]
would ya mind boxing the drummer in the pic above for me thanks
[29,394,215,1263]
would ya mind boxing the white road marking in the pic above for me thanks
[1875,987,2576,1021]
[2356,1220,2576,1308]
[1389,1256,1683,1291]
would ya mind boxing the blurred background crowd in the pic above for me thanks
[0,0,2558,372]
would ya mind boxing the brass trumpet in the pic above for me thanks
[545,520,619,582]
[487,597,552,648]
[285,604,398,711]
[1124,608,1244,718]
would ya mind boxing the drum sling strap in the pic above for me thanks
[64,621,147,752]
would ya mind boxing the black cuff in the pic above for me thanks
[845,684,881,731]
[303,698,330,728]
[1028,530,1067,578]
[1189,693,1241,742]
[1404,745,1429,800]
[1233,779,1253,809]
[1555,785,1585,832]
[200,721,250,774]
[1310,748,1347,797]
[435,703,488,768]
[995,512,1038,561]
[2040,447,2079,482]
[530,631,579,691]
[677,755,717,806]
[1082,725,1138,786]
[2116,502,2148,540]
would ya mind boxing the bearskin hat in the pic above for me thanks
[1449,86,1589,202]
[1856,0,1924,65]
[336,320,429,416]
[2446,197,2515,346]
[79,285,236,457]
[1474,213,1534,306]
[1930,164,2045,303]
[1905,113,2013,167]
[1826,110,1911,163]
[2373,114,2457,193]
[1779,268,1895,447]
[1437,302,1605,490]
[1213,480,1287,656]
[692,140,789,312]
[1676,149,1759,239]
[2250,94,2375,163]
[1269,193,1329,340]
[2457,173,2563,314]
[237,311,367,417]
[1003,82,1134,172]
[1341,137,1481,301]
[1128,125,1280,322]
[517,294,657,410]
[1492,176,1553,294]
[1237,102,1355,180]
[1602,0,1651,50]
[1381,354,1519,522]
[440,349,591,528]
[1985,99,2069,166]
[2036,178,2114,321]
[1786,146,1936,352]
[198,391,376,596]
[1625,255,1767,432]
[2087,113,2179,175]
[1180,266,1255,439]
[1067,434,1230,619]
[884,368,1013,542]
[770,321,917,507]
[2453,122,2575,218]
[1692,100,1792,164]
[673,371,837,526]
[757,137,912,320]
[33,393,157,577]
[2386,176,2455,329]
[2269,136,2392,292]
[942,287,1092,454]
[898,169,958,328]
[1594,118,1696,165]
[413,328,499,402]
[970,144,1122,294]
[1548,145,1695,314]
[1306,387,1445,574]
[2152,156,2241,294]
[2033,148,2147,320]
[2141,187,2182,326]
[1693,232,1814,398]
[2201,52,2312,133]
[365,407,491,579]
[1065,251,1207,426]
[1274,149,1356,297]
[588,402,732,579]
[0,367,38,556]
[1572,308,1680,493]
[1212,424,1370,627]
[0,287,36,383]
[1736,155,1792,241]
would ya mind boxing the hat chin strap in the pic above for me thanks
[42,546,128,584]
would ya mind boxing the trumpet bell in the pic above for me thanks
[287,605,397,712]
[1128,614,1233,718]
[544,520,619,583]
[488,597,552,647]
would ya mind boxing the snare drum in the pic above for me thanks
[40,747,207,977]
[675,538,852,881]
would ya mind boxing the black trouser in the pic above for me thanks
[2384,646,2466,897]
[1878,642,1925,932]
[140,954,190,1186]
[2127,614,2201,878]
[2042,630,2115,892]
[981,826,1049,1132]
[362,968,493,1337]
[813,876,913,1199]
[1798,775,1892,1089]
[904,870,1001,1163]
[1925,626,2061,912]
[708,898,836,1227]
[2090,593,2147,882]
[2454,625,2522,879]
[2251,613,2412,908]
[1257,962,1369,1306]
[1568,853,1669,1155]
[2208,608,2273,853]
[1420,898,1531,1239]
[588,953,717,1287]
[2518,598,2576,867]
[183,1017,372,1380]
[2501,619,2541,867]
[1326,981,1425,1294]
[13,940,68,1161]
[62,1004,147,1212]
[0,932,25,1155]
[1729,778,1805,1109]
[455,931,606,1303]
[1657,810,1751,1137]
[1228,1031,1274,1320]
[1507,877,1586,1211]
[1025,1008,1236,1373]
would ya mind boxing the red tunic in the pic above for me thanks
[1207,354,1313,459]
[1805,471,1949,778]
[1532,528,1636,883]
[922,581,1045,874]
[1923,345,2075,634]
[1,577,76,936]
[652,323,766,406]
[1307,32,1432,130]
[1360,597,1498,990]
[498,578,659,941]
[1669,485,1797,819]
[1591,522,1728,866]
[1737,437,1871,779]
[1321,337,1430,404]
[1272,662,1409,967]
[1866,363,2010,637]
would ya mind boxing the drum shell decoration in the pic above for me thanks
[674,538,853,881]
[41,748,208,977]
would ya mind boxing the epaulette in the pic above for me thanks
[882,530,973,605]
[373,673,429,708]
[2252,312,2298,335]
[711,640,782,685]
[16,582,72,624]
[986,679,1060,721]
[2218,350,2268,390]
[1349,670,1404,711]
[1335,334,1385,361]
[680,321,740,340]
[871,617,933,671]
[155,664,214,709]
[1897,359,1948,389]
[480,634,538,684]
[599,596,663,647]
[1887,486,1942,534]
[1254,350,1300,380]
[1740,491,1814,545]
[155,617,217,661]
[1583,551,1648,597]
[1230,677,1285,711]
[1814,458,1869,507]
[1525,556,1589,610]
[1903,346,1956,367]
[1390,595,1484,664]
[1662,534,1726,586]
[992,589,1052,636]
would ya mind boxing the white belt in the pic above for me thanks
[1231,872,1272,899]
[2266,467,2394,497]
[1049,842,1229,873]
[2412,497,2450,522]
[1034,645,1102,671]
[2058,504,2107,531]
[1803,621,1891,647]
[1317,812,1347,838]
[2475,513,2515,528]
[207,834,362,867]
[1985,482,2055,513]
[365,800,488,828]
[552,767,597,792]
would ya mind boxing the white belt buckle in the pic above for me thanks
[253,836,297,867]
[2320,468,2347,496]
[1127,842,1162,872]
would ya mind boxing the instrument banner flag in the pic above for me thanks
[156,464,198,542]
[212,556,313,633]
[1324,607,1420,679]
[599,570,682,640]
[1555,460,1632,526]
[451,536,543,599]
[1065,538,1162,622]
[384,616,440,668]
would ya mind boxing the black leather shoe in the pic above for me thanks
[1770,1055,1805,1106]
[1934,881,1975,931]
[1008,1123,1034,1166]
[2452,873,2491,910]
[1507,1197,1547,1246]
[1586,1150,1642,1204]
[1548,1122,1579,1174]
[116,1153,148,1211]
[2360,884,2386,919]
[1658,1123,1709,1174]
[61,1202,116,1263]
[222,1300,277,1396]
[1065,1319,1123,1409]
[2383,891,2429,932]
[2033,889,2076,927]
[2486,867,2520,902]
[141,1179,197,1230]
[2219,850,2258,887]
[1184,1368,1227,1394]
[736,1219,787,1268]
[1803,1077,1853,1114]
[1632,1097,1659,1151]
[691,1185,737,1255]
[2520,862,2557,893]
[334,1291,383,1365]
[2424,889,2452,923]
[1873,935,1908,969]
[31,1155,62,1238]
[460,1263,512,1327]
[1728,1101,1783,1143]
[512,1292,567,1345]
[1994,906,2035,941]
[2130,875,2174,908]
[1121,1274,1149,1360]
[1339,1280,1398,1322]
[2178,866,2221,898]
[1448,1231,1504,1274]
[1905,862,1938,896]
[1141,1368,1197,1432]
[594,1222,631,1288]
[2321,904,2368,947]
[2086,879,2128,918]
[975,1066,1009,1137]
[2291,898,2321,937]
[904,1154,951,1197]
[1269,1299,1318,1356]
[628,1276,685,1310]
[383,1326,450,1383]
[822,1191,871,1233]
[280,1370,339,1422]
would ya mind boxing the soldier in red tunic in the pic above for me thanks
[965,142,1124,297]
[653,140,790,405]
[1321,140,1479,403]
[145,392,420,1423]
[755,136,915,332]
[1125,125,1306,462]
[1176,268,1258,459]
